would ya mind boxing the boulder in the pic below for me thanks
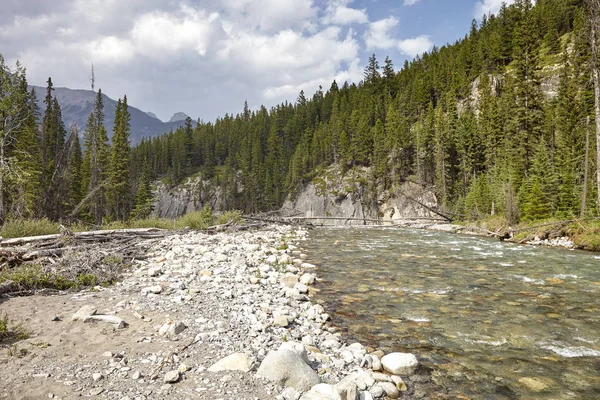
[208,353,252,373]
[381,352,418,375]
[279,342,309,364]
[274,315,289,327]
[256,349,320,392]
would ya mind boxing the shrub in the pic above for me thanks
[0,314,29,343]
[215,210,243,225]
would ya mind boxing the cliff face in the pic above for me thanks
[152,166,440,224]
[152,177,227,218]
[282,166,440,225]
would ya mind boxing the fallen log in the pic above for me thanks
[0,228,168,247]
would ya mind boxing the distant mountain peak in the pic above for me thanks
[169,112,189,122]
[146,111,160,121]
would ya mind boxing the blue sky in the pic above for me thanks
[0,0,513,122]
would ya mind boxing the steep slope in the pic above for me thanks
[30,86,192,143]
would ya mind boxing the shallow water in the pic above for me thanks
[302,227,600,399]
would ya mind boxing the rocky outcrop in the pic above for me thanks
[282,166,440,225]
[152,176,229,218]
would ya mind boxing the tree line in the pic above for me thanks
[1,0,599,225]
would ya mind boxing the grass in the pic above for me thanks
[0,314,29,344]
[1,208,245,239]
[1,218,61,239]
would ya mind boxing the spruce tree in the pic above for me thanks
[108,96,132,221]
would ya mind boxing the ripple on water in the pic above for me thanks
[540,344,600,358]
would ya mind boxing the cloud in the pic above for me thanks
[364,16,399,50]
[403,0,421,5]
[323,0,369,25]
[397,35,433,57]
[474,0,516,18]
[0,0,364,121]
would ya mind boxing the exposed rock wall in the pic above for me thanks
[282,166,440,225]
[152,177,226,218]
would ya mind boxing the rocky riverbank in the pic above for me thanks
[0,226,430,400]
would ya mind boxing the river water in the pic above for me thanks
[302,227,600,399]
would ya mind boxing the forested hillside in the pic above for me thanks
[0,0,598,226]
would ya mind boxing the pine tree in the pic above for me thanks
[131,159,154,219]
[108,96,132,221]
[82,89,110,225]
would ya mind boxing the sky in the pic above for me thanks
[0,0,515,122]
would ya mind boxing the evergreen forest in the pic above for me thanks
[1,0,599,227]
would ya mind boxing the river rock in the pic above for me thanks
[378,381,400,399]
[274,315,289,327]
[71,305,97,321]
[381,352,418,375]
[299,273,315,285]
[256,349,320,392]
[370,384,385,398]
[280,342,309,364]
[300,384,341,400]
[208,353,252,373]
[280,273,299,288]
[159,321,187,337]
[335,377,359,400]
[347,370,375,390]
[163,370,180,383]
[141,285,162,295]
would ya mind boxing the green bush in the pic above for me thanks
[175,205,213,230]
[1,218,60,239]
[215,210,243,225]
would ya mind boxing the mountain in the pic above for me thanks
[30,86,190,144]
[145,111,160,120]
[169,112,190,122]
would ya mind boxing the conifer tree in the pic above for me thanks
[108,96,132,221]
[131,159,153,219]
[82,89,110,225]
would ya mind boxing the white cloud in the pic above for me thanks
[364,16,399,50]
[403,0,421,5]
[397,35,433,57]
[474,0,516,18]
[0,0,363,121]
[323,0,369,25]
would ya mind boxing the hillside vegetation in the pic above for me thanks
[0,0,598,230]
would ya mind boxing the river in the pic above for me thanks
[302,227,600,399]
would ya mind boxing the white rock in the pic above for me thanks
[279,342,309,364]
[208,353,252,373]
[335,378,359,400]
[159,321,187,337]
[347,371,375,391]
[370,384,384,398]
[299,273,315,285]
[381,353,418,375]
[163,370,180,383]
[280,273,299,288]
[378,382,400,399]
[295,284,309,294]
[148,266,163,277]
[300,384,341,400]
[256,349,320,392]
[92,373,103,382]
[141,285,162,295]
[71,305,97,321]
[274,315,289,327]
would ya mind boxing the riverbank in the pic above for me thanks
[0,226,430,400]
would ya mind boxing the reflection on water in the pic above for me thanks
[303,227,600,399]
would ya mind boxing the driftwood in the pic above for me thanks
[0,228,167,247]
